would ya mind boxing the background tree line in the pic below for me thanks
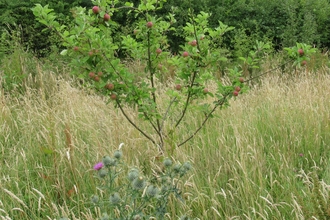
[0,0,329,60]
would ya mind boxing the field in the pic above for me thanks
[1,59,330,219]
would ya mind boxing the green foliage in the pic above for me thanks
[2,0,330,60]
[0,0,82,57]
[206,0,330,54]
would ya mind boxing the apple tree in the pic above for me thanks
[32,0,245,154]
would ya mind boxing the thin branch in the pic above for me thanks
[147,28,162,138]
[177,94,229,147]
[116,100,157,147]
[244,59,295,83]
[174,68,199,129]
[160,97,177,132]
[142,111,164,150]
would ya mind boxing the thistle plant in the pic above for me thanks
[91,149,192,219]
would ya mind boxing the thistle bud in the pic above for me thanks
[113,150,123,159]
[182,162,192,171]
[101,213,110,220]
[173,164,181,174]
[103,156,116,166]
[109,192,121,204]
[132,176,146,190]
[146,185,159,198]
[128,168,139,182]
[91,195,99,204]
[163,158,172,167]
[98,169,107,178]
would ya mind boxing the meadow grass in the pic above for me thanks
[1,59,330,219]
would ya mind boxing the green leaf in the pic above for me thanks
[60,49,68,56]
[125,2,134,7]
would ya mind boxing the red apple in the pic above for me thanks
[182,51,189,57]
[88,51,94,56]
[175,84,182,91]
[156,48,162,54]
[110,93,117,100]
[89,72,95,78]
[92,6,100,14]
[203,88,209,94]
[104,13,110,21]
[239,77,244,83]
[190,40,197,47]
[105,83,115,91]
[235,86,241,92]
[233,91,239,96]
[73,46,79,51]
[298,49,304,56]
[301,60,307,66]
[146,22,153,28]
[97,72,103,77]
[94,76,100,82]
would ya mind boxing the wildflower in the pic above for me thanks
[299,153,304,157]
[132,176,146,190]
[128,168,139,182]
[163,158,172,167]
[109,192,121,204]
[146,185,159,198]
[93,162,103,170]
[113,150,123,159]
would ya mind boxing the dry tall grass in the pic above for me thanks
[1,64,330,219]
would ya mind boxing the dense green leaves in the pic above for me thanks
[1,0,330,59]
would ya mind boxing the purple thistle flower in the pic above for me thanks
[94,162,104,170]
